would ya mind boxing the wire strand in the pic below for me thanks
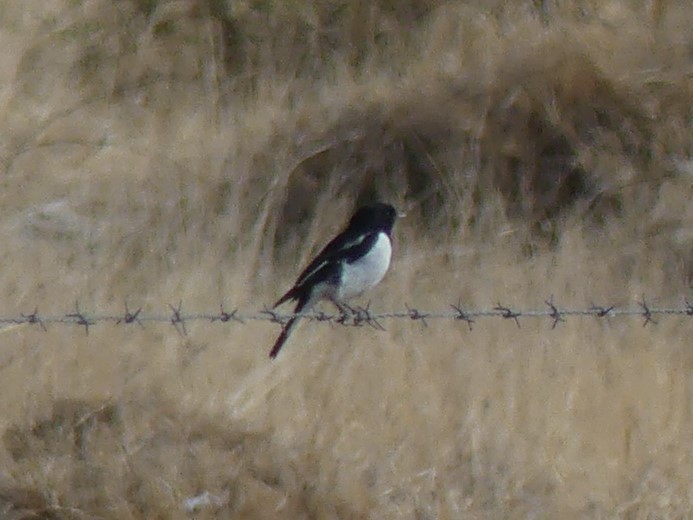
[1,298,691,335]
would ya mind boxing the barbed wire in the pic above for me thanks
[0,298,692,336]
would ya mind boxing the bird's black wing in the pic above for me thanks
[273,231,379,308]
[295,229,370,285]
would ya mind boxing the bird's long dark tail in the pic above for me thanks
[269,297,308,359]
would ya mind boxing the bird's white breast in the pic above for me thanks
[339,232,392,300]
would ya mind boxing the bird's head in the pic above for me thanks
[348,202,397,235]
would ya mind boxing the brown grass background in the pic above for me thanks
[0,0,692,518]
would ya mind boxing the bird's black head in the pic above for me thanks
[347,202,397,236]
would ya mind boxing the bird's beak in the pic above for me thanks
[397,211,407,219]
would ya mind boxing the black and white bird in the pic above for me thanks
[269,202,398,359]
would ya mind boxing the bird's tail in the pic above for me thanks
[269,296,308,359]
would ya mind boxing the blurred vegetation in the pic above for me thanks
[4,1,691,257]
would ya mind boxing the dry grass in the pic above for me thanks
[0,0,692,518]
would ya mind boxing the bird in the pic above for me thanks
[269,202,398,359]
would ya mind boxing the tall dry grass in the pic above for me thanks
[0,0,691,518]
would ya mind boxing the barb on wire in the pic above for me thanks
[261,305,285,325]
[494,303,521,328]
[66,301,93,335]
[213,304,244,324]
[590,304,614,318]
[21,307,47,331]
[354,301,385,331]
[169,301,187,336]
[639,297,656,327]
[545,298,564,329]
[2,298,693,334]
[117,302,143,328]
[405,303,429,327]
[450,302,474,330]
